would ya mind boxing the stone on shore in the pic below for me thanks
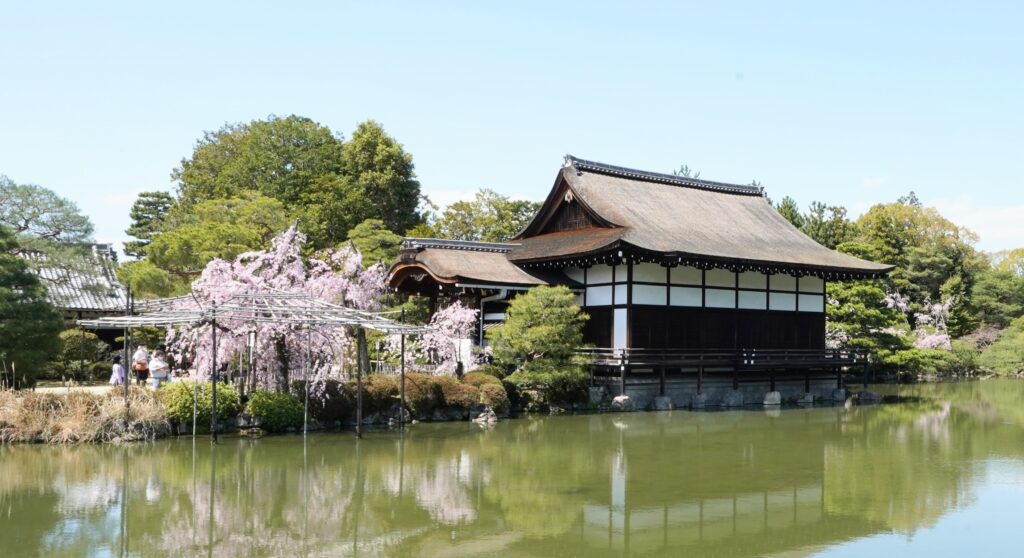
[763,391,782,406]
[611,395,635,412]
[797,392,815,405]
[831,388,847,402]
[472,407,497,424]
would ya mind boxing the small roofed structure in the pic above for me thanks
[389,156,893,406]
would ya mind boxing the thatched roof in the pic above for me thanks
[387,156,892,290]
[508,156,892,278]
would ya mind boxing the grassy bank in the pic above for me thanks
[0,388,170,443]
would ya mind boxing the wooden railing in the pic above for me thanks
[575,347,867,370]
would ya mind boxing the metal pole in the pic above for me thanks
[356,327,366,439]
[124,286,131,414]
[400,309,406,427]
[304,323,311,436]
[211,310,219,444]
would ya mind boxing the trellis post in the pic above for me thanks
[210,306,219,444]
[400,308,406,427]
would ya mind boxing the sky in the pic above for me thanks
[1,1,1022,255]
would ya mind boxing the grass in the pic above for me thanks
[0,387,170,443]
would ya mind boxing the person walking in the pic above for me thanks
[109,355,126,386]
[132,345,149,386]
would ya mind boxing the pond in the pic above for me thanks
[3,379,1024,557]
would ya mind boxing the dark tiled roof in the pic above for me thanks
[23,244,127,313]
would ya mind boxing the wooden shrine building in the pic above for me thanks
[388,156,892,406]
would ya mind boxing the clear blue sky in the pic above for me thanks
[2,1,1021,254]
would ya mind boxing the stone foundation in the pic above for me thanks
[605,375,843,409]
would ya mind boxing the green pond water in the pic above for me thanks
[4,380,1024,557]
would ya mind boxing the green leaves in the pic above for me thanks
[432,189,540,242]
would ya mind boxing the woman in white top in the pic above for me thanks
[149,350,170,388]
[109,356,126,386]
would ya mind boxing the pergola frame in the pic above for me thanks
[79,291,431,441]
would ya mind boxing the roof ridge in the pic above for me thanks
[403,238,519,253]
[564,155,765,196]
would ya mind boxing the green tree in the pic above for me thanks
[345,219,403,265]
[147,192,290,281]
[0,177,95,276]
[124,191,174,258]
[341,120,423,235]
[116,259,179,298]
[488,286,589,402]
[978,317,1024,375]
[971,268,1024,328]
[775,196,804,229]
[996,248,1024,277]
[0,225,63,387]
[433,189,541,242]
[803,202,858,249]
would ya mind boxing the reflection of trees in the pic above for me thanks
[4,380,1024,556]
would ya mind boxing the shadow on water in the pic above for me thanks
[2,379,1024,557]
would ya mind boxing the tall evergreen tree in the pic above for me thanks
[124,191,174,258]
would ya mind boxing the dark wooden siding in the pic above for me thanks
[625,306,825,350]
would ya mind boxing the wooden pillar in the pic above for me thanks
[210,314,219,444]
[356,327,368,438]
[659,366,666,396]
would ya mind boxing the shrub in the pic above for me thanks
[402,373,440,417]
[436,376,480,409]
[505,362,589,405]
[245,390,304,432]
[479,382,510,414]
[159,380,240,431]
[463,371,502,388]
[361,374,399,413]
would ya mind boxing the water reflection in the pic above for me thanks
[2,380,1024,557]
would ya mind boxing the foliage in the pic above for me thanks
[402,372,441,417]
[49,328,110,381]
[245,390,305,432]
[803,202,859,249]
[124,191,174,258]
[971,268,1024,328]
[432,189,541,242]
[488,286,588,403]
[341,120,423,236]
[346,219,403,265]
[478,382,510,414]
[116,259,179,297]
[0,225,63,387]
[488,286,587,371]
[0,176,94,248]
[774,196,804,229]
[147,192,291,281]
[672,164,700,178]
[462,371,502,388]
[435,375,480,409]
[0,387,169,443]
[995,248,1024,277]
[158,380,241,431]
[978,318,1024,375]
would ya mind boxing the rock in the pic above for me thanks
[362,412,379,425]
[236,414,252,428]
[549,405,567,415]
[610,395,635,412]
[831,388,847,402]
[857,391,882,405]
[651,396,674,411]
[431,408,445,422]
[722,390,744,408]
[797,392,815,405]
[690,392,707,409]
[588,387,607,405]
[763,391,782,406]
[472,407,497,424]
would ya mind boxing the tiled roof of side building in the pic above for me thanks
[22,244,128,313]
